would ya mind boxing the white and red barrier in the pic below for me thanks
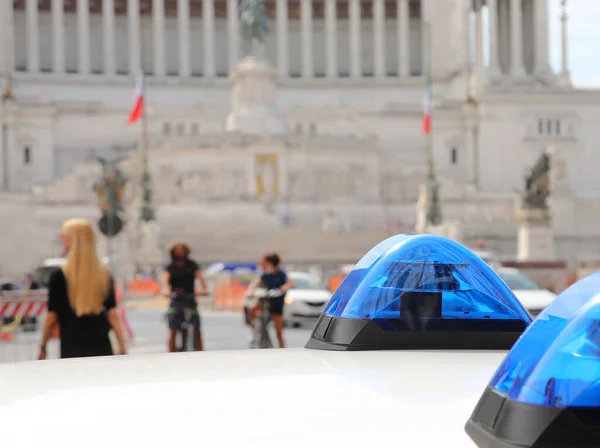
[0,288,133,340]
[0,290,48,318]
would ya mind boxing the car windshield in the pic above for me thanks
[290,275,322,290]
[498,270,541,291]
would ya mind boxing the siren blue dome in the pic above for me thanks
[466,273,600,448]
[489,271,600,406]
[307,234,532,351]
[324,234,531,325]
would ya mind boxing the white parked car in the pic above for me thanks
[242,271,331,327]
[284,272,332,327]
[496,267,557,314]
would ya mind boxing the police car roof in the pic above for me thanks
[0,348,503,447]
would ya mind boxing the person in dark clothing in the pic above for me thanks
[23,274,40,329]
[161,242,209,352]
[38,219,127,360]
[245,253,294,348]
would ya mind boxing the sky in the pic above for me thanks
[549,0,599,87]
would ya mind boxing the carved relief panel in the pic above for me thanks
[287,163,371,201]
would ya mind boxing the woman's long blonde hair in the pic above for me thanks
[61,219,110,316]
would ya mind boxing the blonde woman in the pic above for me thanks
[38,219,127,359]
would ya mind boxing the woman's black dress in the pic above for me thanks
[47,269,116,359]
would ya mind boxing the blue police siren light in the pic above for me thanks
[466,271,600,448]
[305,234,532,351]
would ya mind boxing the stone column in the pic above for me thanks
[203,0,216,78]
[487,0,501,78]
[153,0,166,77]
[474,1,484,84]
[177,0,191,77]
[500,0,510,73]
[300,0,313,78]
[276,0,289,77]
[128,0,141,74]
[0,2,14,77]
[51,0,65,73]
[25,0,39,73]
[373,0,385,77]
[102,0,115,76]
[0,4,5,76]
[397,0,409,78]
[534,0,550,77]
[227,0,239,72]
[510,0,525,77]
[325,0,337,79]
[77,0,91,74]
[349,0,361,78]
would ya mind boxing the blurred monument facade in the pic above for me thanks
[0,0,598,274]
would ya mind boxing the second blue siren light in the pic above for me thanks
[466,272,600,448]
[305,234,532,351]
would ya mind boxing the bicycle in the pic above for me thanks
[178,307,198,352]
[249,288,280,349]
[166,291,207,352]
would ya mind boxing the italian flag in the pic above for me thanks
[422,72,431,135]
[127,72,144,124]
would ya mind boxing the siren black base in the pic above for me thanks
[305,315,525,351]
[466,386,600,448]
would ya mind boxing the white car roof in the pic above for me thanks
[40,257,66,267]
[40,257,110,267]
[0,348,504,446]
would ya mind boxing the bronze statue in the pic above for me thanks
[93,157,128,214]
[522,151,551,210]
[240,0,269,46]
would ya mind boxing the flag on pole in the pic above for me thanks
[422,72,431,135]
[127,72,144,125]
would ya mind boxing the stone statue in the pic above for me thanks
[522,151,551,210]
[240,0,269,53]
[93,157,127,213]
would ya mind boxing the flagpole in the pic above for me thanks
[423,21,442,226]
[136,12,154,276]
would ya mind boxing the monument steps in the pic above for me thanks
[158,225,391,264]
